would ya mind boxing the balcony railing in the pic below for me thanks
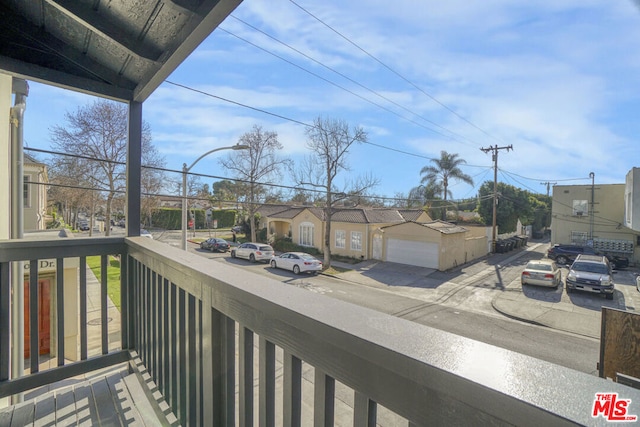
[2,236,640,426]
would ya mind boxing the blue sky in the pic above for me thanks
[21,1,640,202]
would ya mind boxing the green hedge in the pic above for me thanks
[151,208,238,230]
[272,237,322,255]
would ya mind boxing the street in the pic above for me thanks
[149,232,603,375]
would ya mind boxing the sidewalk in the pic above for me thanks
[329,243,640,340]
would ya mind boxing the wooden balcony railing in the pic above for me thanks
[2,236,640,426]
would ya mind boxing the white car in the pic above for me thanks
[230,242,274,263]
[270,252,323,275]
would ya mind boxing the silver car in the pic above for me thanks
[521,259,561,288]
[230,242,274,263]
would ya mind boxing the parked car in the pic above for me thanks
[141,229,153,239]
[521,259,561,288]
[546,244,628,270]
[78,221,89,231]
[230,242,274,263]
[200,237,230,252]
[270,252,323,275]
[565,254,615,300]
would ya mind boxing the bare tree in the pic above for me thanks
[294,116,379,269]
[219,125,290,242]
[50,100,165,236]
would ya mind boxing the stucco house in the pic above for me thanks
[257,205,490,270]
[257,205,430,260]
[373,220,488,271]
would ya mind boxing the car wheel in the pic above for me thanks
[210,247,215,252]
[230,250,236,258]
[271,260,277,269]
[610,262,616,270]
[293,265,300,275]
[557,256,568,265]
[249,254,256,263]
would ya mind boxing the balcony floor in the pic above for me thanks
[0,362,174,426]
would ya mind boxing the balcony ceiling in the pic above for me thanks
[0,0,242,102]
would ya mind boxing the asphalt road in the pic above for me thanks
[172,236,600,375]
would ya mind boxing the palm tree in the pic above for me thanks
[420,151,473,220]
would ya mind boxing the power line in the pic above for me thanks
[287,0,504,145]
[226,16,478,147]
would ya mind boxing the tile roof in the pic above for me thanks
[258,206,430,225]
[255,204,295,217]
[397,209,428,221]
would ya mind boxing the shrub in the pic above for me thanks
[272,237,322,256]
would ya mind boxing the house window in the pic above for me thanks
[351,231,363,251]
[299,222,314,247]
[572,200,588,216]
[23,175,31,208]
[335,230,346,249]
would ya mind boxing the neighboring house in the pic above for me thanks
[256,204,490,270]
[258,205,431,260]
[551,182,639,265]
[373,220,487,271]
[24,153,48,231]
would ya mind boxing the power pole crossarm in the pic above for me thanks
[540,181,557,198]
[480,145,513,253]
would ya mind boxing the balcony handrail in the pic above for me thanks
[126,237,640,426]
[2,236,640,425]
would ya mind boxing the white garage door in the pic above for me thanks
[386,238,439,269]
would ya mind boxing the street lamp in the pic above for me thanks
[181,144,249,250]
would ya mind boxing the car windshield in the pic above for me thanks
[527,262,551,271]
[299,254,316,261]
[571,262,609,274]
[259,246,273,251]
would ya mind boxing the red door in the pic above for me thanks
[24,279,51,358]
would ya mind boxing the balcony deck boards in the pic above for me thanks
[0,364,171,427]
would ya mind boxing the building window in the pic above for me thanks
[299,222,314,247]
[351,231,363,251]
[23,175,31,208]
[572,200,588,216]
[335,230,346,249]
[571,231,588,245]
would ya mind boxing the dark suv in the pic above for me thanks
[547,244,628,270]
[565,254,615,299]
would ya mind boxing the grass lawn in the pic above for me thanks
[87,255,121,310]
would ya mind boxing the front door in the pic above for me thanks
[372,234,383,260]
[24,279,51,358]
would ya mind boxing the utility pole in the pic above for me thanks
[540,181,556,233]
[589,172,595,243]
[540,181,556,198]
[480,144,513,253]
